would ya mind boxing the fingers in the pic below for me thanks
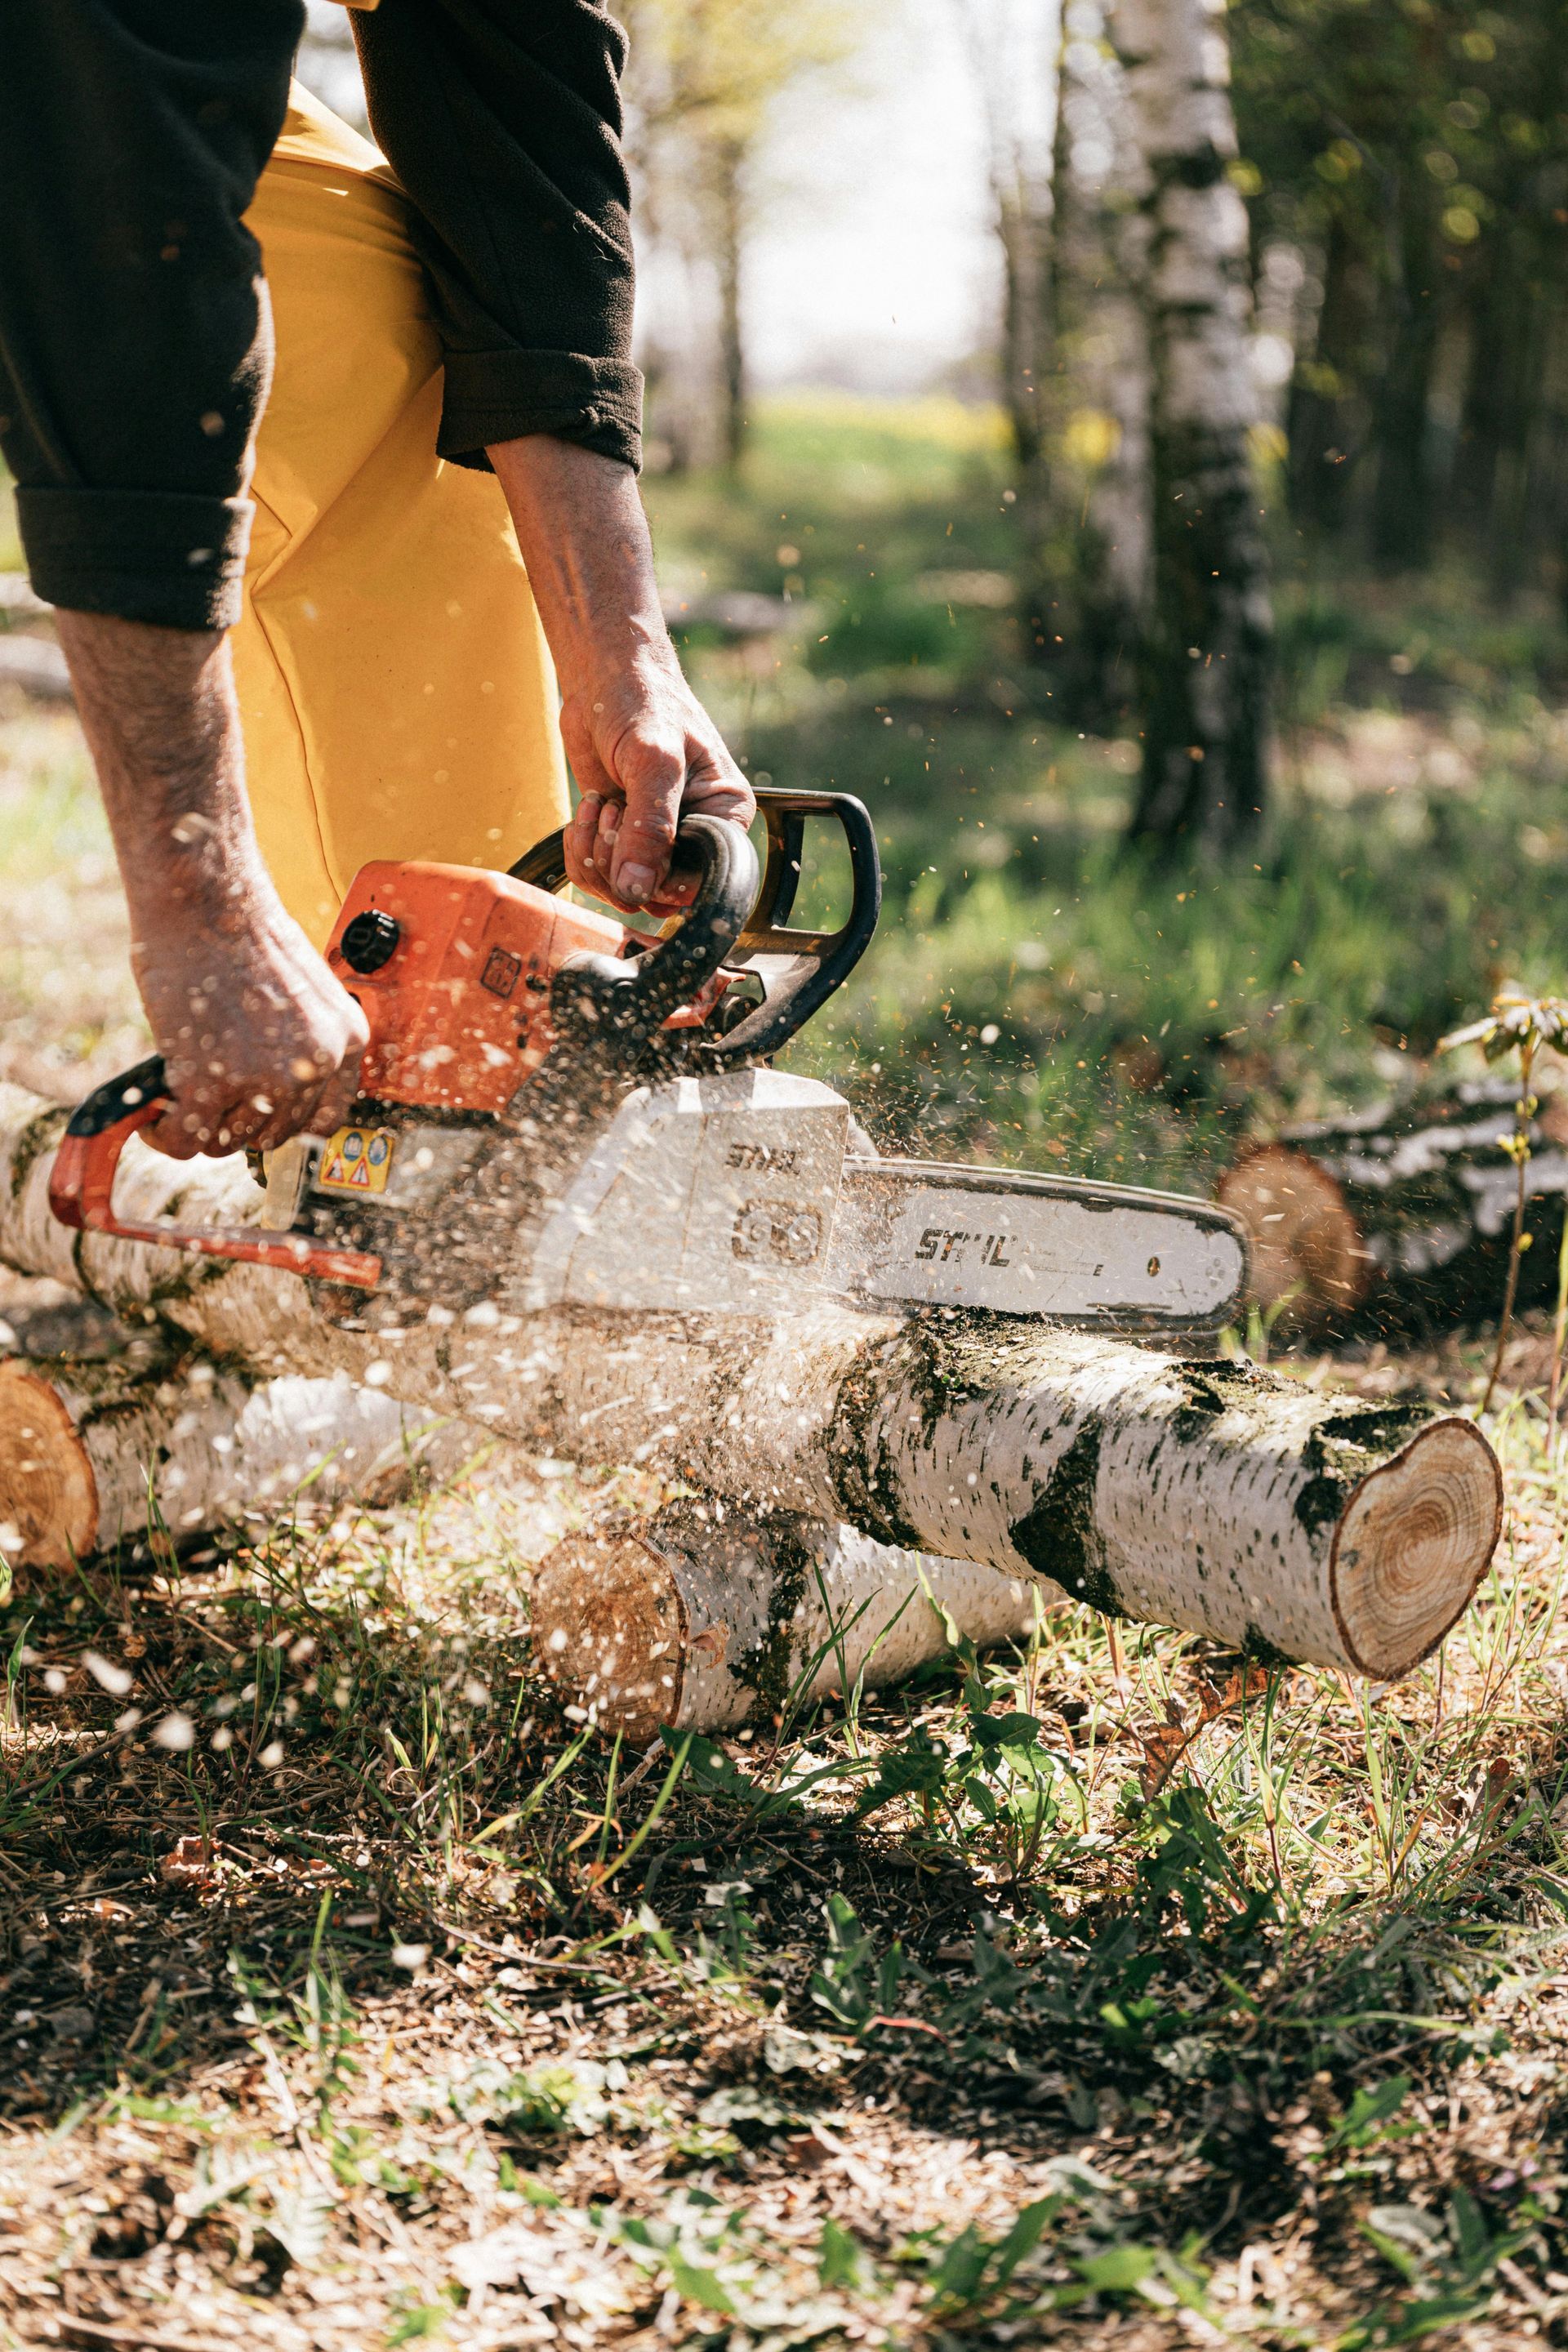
[299,1045,367,1148]
[140,1103,206,1160]
[559,664,757,911]
[142,1000,368,1163]
[144,1073,326,1160]
[605,731,687,907]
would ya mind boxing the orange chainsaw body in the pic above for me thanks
[323,861,630,1116]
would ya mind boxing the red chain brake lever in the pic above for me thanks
[47,1055,381,1290]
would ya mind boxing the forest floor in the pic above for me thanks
[6,403,1568,2349]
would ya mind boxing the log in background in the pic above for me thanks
[1220,1072,1568,1338]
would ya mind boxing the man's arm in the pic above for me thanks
[489,439,751,908]
[352,0,644,474]
[56,613,368,1159]
[354,0,754,907]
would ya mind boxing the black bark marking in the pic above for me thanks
[8,1107,68,1205]
[1010,1419,1121,1616]
[1293,1400,1433,1538]
[722,1508,814,1722]
[1169,1356,1267,1446]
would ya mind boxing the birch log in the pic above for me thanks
[1107,0,1272,845]
[533,1504,1049,1741]
[0,1349,476,1575]
[0,1083,1501,1679]
[1218,1076,1568,1335]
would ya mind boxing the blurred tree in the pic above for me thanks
[1049,0,1152,724]
[622,0,858,469]
[956,0,1063,675]
[1231,0,1568,595]
[1107,0,1273,849]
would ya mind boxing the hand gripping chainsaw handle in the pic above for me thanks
[47,1056,384,1287]
[511,786,880,1060]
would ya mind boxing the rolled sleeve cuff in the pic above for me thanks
[16,488,254,632]
[439,349,643,473]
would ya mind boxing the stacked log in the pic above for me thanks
[0,1349,475,1578]
[532,1505,1048,1741]
[1219,1074,1568,1337]
[0,1080,1503,1682]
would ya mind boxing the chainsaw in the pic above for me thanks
[50,790,1247,1335]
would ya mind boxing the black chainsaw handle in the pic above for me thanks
[510,786,881,1060]
[523,813,758,1045]
[705,787,881,1062]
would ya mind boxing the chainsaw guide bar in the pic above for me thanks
[264,1067,1246,1334]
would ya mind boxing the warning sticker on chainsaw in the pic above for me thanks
[316,1126,396,1196]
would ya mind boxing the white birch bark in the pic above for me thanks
[1107,0,1272,843]
[0,1083,1500,1679]
[1056,0,1152,663]
[533,1504,1052,1740]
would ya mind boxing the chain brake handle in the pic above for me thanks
[510,788,880,1061]
[47,1055,383,1289]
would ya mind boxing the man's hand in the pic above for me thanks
[56,610,368,1158]
[488,437,755,914]
[131,888,368,1158]
[559,649,752,913]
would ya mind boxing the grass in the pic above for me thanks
[4,1364,1568,2346]
[6,395,1568,2344]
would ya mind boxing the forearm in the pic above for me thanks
[488,435,753,911]
[488,437,673,698]
[56,614,268,930]
[53,611,367,1157]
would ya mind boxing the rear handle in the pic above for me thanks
[510,786,880,1062]
[47,1055,382,1290]
[514,813,760,1047]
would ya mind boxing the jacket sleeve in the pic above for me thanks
[352,0,642,471]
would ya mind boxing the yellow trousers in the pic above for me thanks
[234,85,568,946]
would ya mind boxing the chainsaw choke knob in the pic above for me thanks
[339,908,401,974]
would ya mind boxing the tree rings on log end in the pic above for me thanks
[0,1364,98,1573]
[1330,1416,1503,1680]
[532,1530,688,1745]
[1217,1144,1375,1328]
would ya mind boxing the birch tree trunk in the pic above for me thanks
[533,1503,1049,1740]
[1053,0,1152,720]
[1108,0,1272,848]
[0,1083,1500,1680]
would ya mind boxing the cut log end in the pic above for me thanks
[1331,1416,1503,1680]
[1217,1144,1374,1327]
[0,1361,98,1570]
[532,1530,688,1744]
